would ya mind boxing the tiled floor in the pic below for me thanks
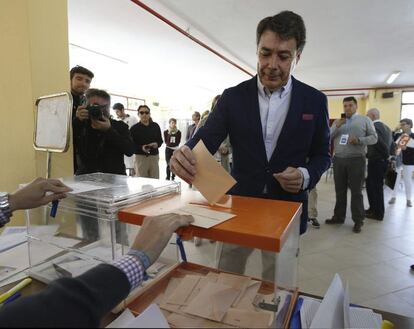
[178,172,414,317]
[299,175,414,317]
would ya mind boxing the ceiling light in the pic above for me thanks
[386,71,401,84]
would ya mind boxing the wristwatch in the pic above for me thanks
[0,192,12,218]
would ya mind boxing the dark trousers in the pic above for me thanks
[333,156,366,224]
[165,148,175,180]
[366,159,388,218]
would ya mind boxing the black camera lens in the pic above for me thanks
[86,104,104,119]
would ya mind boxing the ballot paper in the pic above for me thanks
[165,275,201,306]
[310,274,345,329]
[175,204,236,228]
[63,181,110,194]
[302,274,382,329]
[106,309,135,328]
[222,308,271,328]
[192,140,237,205]
[300,296,325,329]
[106,305,169,328]
[183,281,240,322]
[300,294,382,329]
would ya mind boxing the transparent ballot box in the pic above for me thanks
[117,190,301,328]
[25,173,180,284]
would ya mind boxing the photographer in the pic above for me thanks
[73,89,134,175]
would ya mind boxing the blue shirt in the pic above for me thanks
[257,76,310,189]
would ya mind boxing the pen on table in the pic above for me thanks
[2,292,21,305]
[0,278,32,304]
[50,200,59,218]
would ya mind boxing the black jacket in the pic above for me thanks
[73,118,134,175]
[0,265,130,328]
[130,121,163,156]
[187,76,331,234]
[366,121,393,160]
[71,93,86,174]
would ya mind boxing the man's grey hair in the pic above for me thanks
[367,108,380,119]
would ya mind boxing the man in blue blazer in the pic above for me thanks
[171,11,330,280]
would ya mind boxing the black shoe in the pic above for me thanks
[353,223,362,233]
[325,217,345,224]
[365,213,383,221]
[410,264,414,271]
[308,218,321,228]
[365,209,375,217]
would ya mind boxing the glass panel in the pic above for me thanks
[402,91,414,104]
[401,104,414,122]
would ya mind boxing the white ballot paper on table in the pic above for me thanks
[175,204,236,228]
[305,273,382,329]
[192,140,237,205]
[310,274,344,328]
[63,181,110,194]
[106,304,169,328]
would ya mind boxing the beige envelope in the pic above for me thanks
[206,272,219,282]
[159,302,183,314]
[185,276,211,306]
[217,272,251,306]
[234,281,262,311]
[167,313,236,328]
[164,277,182,298]
[165,275,201,306]
[184,282,240,322]
[192,140,237,205]
[222,308,271,328]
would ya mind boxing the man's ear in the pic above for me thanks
[296,51,301,65]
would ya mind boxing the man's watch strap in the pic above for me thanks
[0,192,12,226]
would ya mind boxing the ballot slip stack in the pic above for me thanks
[25,173,180,284]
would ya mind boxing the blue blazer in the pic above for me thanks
[187,76,331,233]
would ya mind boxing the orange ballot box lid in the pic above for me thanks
[118,190,302,253]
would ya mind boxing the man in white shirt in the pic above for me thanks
[170,11,331,280]
[113,103,138,176]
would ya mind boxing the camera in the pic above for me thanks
[86,104,106,120]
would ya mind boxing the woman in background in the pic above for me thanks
[164,118,181,180]
[389,118,414,208]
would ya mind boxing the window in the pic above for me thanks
[109,94,146,118]
[401,91,414,122]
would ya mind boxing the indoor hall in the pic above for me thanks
[1,0,414,327]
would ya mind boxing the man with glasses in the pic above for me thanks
[130,105,163,178]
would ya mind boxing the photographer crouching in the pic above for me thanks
[73,88,134,175]
[73,89,134,243]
